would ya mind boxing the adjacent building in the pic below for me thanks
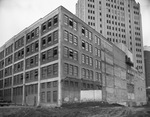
[76,0,144,74]
[0,6,146,107]
[144,46,150,103]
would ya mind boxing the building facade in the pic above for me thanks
[0,6,146,107]
[76,0,144,74]
[144,46,150,103]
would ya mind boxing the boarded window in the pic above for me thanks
[53,91,57,103]
[47,91,51,102]
[64,63,68,75]
[53,63,58,75]
[41,92,45,102]
[47,65,52,77]
[53,30,58,42]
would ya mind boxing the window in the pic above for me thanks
[53,15,58,25]
[34,69,38,79]
[95,36,97,44]
[35,41,39,51]
[82,54,85,63]
[26,58,30,69]
[89,44,92,53]
[53,63,58,75]
[47,82,51,88]
[64,30,68,41]
[53,30,58,42]
[69,33,73,43]
[73,21,77,30]
[98,49,101,57]
[42,37,46,47]
[48,19,52,28]
[82,40,85,49]
[82,27,85,35]
[35,55,38,65]
[26,33,30,42]
[53,91,57,102]
[83,83,86,89]
[73,51,78,61]
[86,56,89,65]
[30,70,34,80]
[69,64,73,75]
[89,57,93,66]
[35,27,39,37]
[64,15,68,25]
[53,81,58,87]
[31,30,35,38]
[73,36,78,46]
[26,46,30,54]
[47,34,52,44]
[47,65,52,77]
[41,67,47,79]
[95,48,98,56]
[41,83,45,89]
[53,47,58,58]
[89,31,92,40]
[31,43,34,52]
[85,29,88,38]
[30,57,34,65]
[82,68,86,78]
[64,46,68,57]
[64,63,69,75]
[25,72,30,82]
[41,52,46,62]
[69,18,73,28]
[90,70,93,79]
[86,69,89,79]
[47,91,51,102]
[98,61,101,69]
[85,42,89,51]
[74,66,78,76]
[69,49,73,59]
[41,92,45,102]
[42,22,47,32]
[47,49,53,60]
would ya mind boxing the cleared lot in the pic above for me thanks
[0,104,150,117]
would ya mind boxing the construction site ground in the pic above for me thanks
[0,103,150,117]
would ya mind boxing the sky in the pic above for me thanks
[0,0,150,47]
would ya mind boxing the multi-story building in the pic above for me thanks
[144,46,150,103]
[0,6,146,107]
[76,0,144,74]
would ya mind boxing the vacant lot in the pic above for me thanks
[0,104,150,117]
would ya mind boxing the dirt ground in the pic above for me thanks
[0,105,150,117]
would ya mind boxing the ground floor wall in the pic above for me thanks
[61,78,102,103]
[0,75,147,107]
[146,88,150,104]
[134,76,147,106]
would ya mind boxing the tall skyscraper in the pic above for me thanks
[76,0,144,73]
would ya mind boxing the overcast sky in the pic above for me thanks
[0,0,150,47]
